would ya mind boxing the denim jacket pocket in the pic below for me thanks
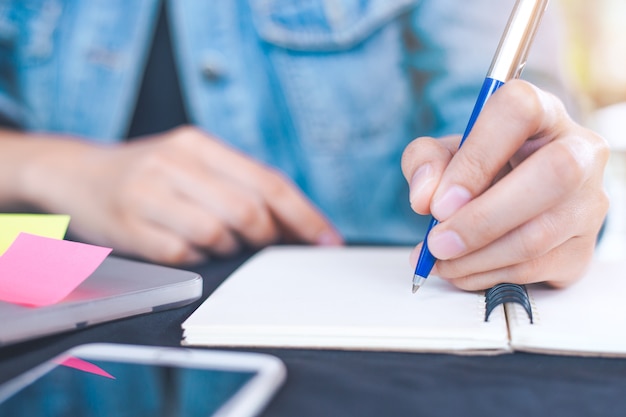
[249,0,419,51]
[248,0,419,159]
[247,0,421,230]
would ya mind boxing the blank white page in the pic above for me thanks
[182,246,510,353]
[508,259,626,357]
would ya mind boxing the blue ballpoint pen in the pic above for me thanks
[412,0,550,293]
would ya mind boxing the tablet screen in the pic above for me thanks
[0,358,257,417]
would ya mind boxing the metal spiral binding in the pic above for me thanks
[484,283,533,323]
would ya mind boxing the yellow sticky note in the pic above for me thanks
[0,214,71,255]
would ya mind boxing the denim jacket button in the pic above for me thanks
[200,55,227,81]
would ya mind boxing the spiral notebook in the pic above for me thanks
[181,246,626,357]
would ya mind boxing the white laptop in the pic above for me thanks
[0,256,202,346]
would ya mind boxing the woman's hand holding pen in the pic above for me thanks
[4,126,342,265]
[402,80,610,291]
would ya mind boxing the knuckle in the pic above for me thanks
[597,187,610,218]
[465,206,497,241]
[171,216,226,252]
[246,226,279,247]
[237,209,278,245]
[401,141,420,177]
[554,244,594,287]
[458,149,494,187]
[504,81,545,125]
[231,202,260,229]
[548,140,586,188]
[591,129,611,162]
[401,137,438,166]
[512,258,543,285]
[260,169,293,200]
[156,240,194,265]
[517,216,558,260]
[451,275,484,291]
[187,222,215,244]
[401,138,421,164]
[195,223,227,248]
[230,200,272,239]
[435,260,466,280]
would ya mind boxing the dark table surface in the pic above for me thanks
[1,252,626,417]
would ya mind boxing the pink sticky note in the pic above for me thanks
[0,233,112,306]
[56,357,116,379]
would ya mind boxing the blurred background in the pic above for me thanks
[557,0,626,114]
[556,0,626,258]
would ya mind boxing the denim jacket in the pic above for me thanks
[0,0,566,244]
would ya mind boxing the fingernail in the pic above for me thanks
[409,164,433,208]
[432,185,471,220]
[427,230,466,259]
[316,231,344,246]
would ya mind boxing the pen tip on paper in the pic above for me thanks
[412,274,426,294]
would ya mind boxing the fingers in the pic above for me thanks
[422,80,607,260]
[438,236,597,291]
[122,177,242,256]
[432,193,607,282]
[175,127,343,246]
[254,169,343,245]
[143,151,279,248]
[401,135,459,215]
[114,221,209,266]
[185,127,343,244]
[409,217,599,292]
[430,80,564,222]
[59,125,343,265]
[427,138,589,260]
[404,80,610,290]
[426,124,608,264]
[120,127,342,261]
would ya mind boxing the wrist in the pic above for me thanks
[0,130,96,212]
